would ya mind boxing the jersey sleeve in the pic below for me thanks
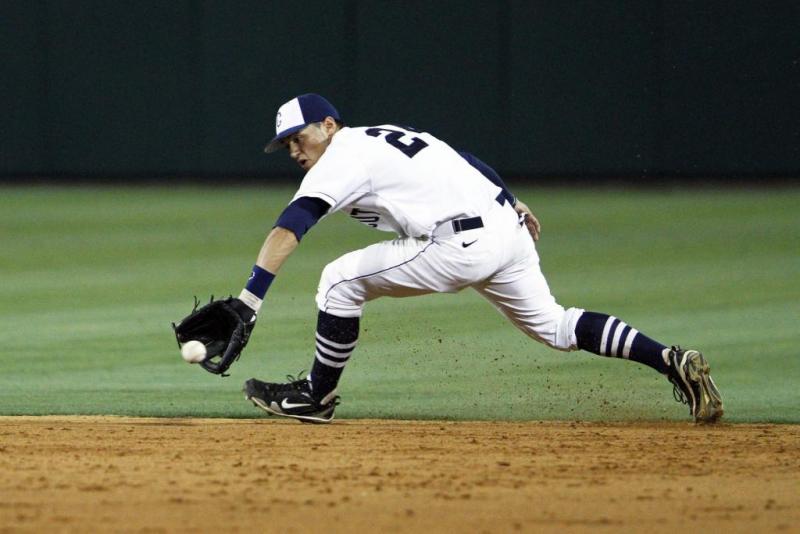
[274,196,331,241]
[292,144,370,213]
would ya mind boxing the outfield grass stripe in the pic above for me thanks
[1,186,798,422]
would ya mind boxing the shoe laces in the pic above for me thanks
[270,371,340,407]
[267,371,311,395]
[667,346,689,405]
[671,381,689,405]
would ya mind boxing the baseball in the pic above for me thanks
[180,340,207,363]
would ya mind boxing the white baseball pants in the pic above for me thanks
[315,201,583,351]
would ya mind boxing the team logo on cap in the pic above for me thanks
[275,112,282,129]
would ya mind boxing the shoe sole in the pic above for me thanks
[244,392,335,424]
[683,351,724,424]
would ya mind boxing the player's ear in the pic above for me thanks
[321,116,339,135]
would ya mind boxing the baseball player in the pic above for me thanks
[235,93,723,424]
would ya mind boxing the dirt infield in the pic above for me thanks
[1,417,798,533]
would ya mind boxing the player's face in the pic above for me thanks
[283,119,337,171]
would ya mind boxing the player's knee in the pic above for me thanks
[531,306,584,351]
[552,307,585,351]
[315,262,364,318]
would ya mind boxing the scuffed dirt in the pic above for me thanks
[1,417,798,533]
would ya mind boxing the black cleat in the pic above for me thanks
[667,347,724,424]
[243,373,339,424]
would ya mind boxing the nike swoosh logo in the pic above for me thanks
[281,399,311,410]
[462,239,478,248]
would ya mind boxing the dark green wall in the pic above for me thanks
[2,1,799,180]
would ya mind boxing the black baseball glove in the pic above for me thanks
[172,296,256,376]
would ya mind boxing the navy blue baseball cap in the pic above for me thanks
[264,93,341,153]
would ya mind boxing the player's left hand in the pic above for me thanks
[172,296,255,376]
[513,200,541,241]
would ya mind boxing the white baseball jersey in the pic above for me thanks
[294,124,583,353]
[292,125,503,238]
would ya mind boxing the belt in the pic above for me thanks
[432,215,483,238]
[430,192,508,239]
[451,216,483,233]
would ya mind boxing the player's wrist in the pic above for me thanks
[239,265,275,313]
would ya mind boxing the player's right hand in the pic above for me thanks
[514,200,541,241]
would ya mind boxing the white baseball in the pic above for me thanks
[180,340,207,363]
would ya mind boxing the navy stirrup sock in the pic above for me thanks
[574,311,669,374]
[309,311,359,400]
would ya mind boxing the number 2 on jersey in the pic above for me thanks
[365,127,429,158]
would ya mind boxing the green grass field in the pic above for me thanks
[2,185,798,422]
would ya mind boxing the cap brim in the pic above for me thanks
[263,124,308,153]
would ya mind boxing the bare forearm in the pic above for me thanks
[257,226,299,273]
[240,199,325,311]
